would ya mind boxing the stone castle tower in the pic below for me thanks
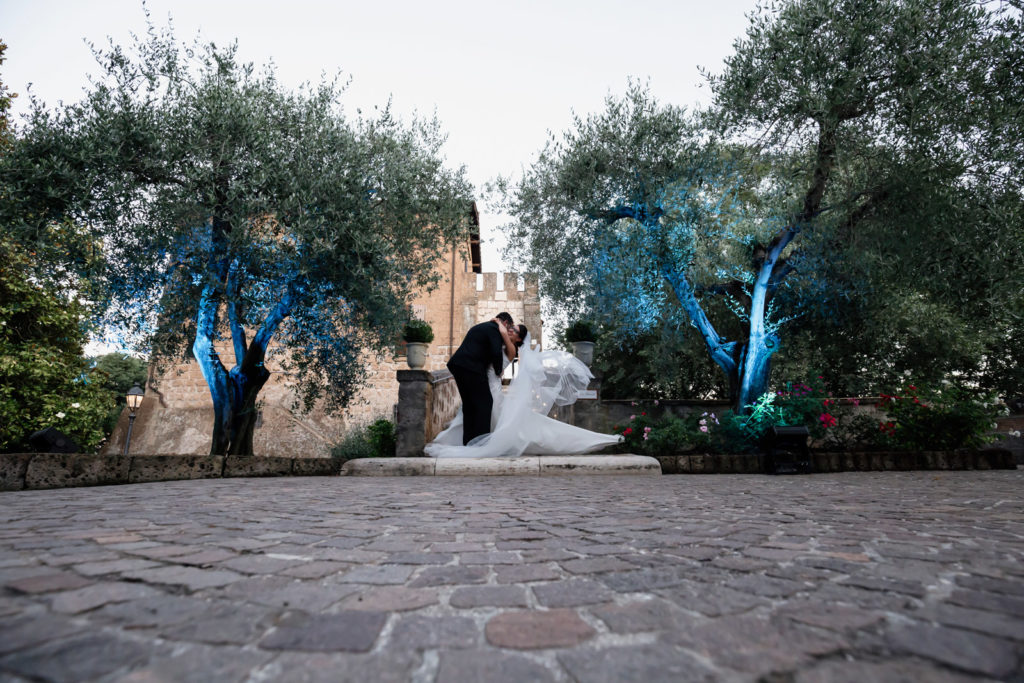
[105,205,542,456]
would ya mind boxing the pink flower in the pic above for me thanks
[630,414,636,421]
[700,425,708,433]
[852,399,860,406]
[819,413,837,428]
[654,399,659,405]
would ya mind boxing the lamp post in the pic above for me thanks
[123,383,145,456]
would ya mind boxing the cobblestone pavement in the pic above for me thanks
[1,471,1022,682]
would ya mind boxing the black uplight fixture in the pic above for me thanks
[760,425,812,474]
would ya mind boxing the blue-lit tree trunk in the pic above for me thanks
[193,279,292,456]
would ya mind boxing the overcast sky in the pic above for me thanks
[3,0,758,271]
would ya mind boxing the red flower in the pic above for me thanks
[641,412,647,416]
[623,427,633,436]
[819,413,837,428]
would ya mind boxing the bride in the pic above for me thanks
[425,322,623,458]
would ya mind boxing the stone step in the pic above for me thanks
[341,455,661,476]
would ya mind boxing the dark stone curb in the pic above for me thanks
[0,454,340,491]
[654,448,1017,474]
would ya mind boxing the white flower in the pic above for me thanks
[56,412,66,419]
[71,402,81,409]
[1011,430,1022,438]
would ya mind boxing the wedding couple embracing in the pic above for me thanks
[425,312,622,458]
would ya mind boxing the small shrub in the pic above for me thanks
[876,383,1003,450]
[331,418,397,460]
[366,418,397,457]
[403,319,434,344]
[565,320,596,343]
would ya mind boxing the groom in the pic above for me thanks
[447,312,514,445]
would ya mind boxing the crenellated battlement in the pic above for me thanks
[475,272,540,302]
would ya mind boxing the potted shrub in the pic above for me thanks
[565,320,596,366]
[402,319,434,369]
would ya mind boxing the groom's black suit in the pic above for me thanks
[447,321,505,445]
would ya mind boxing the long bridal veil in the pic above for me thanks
[425,333,622,458]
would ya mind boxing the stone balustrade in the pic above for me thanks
[395,369,460,457]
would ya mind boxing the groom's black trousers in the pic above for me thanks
[448,365,492,445]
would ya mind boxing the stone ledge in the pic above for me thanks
[341,455,661,476]
[0,454,341,491]
[654,448,1017,474]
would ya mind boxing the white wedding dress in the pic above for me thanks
[424,333,623,458]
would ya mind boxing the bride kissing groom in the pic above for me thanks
[426,312,621,458]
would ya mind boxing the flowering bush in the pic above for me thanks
[610,378,1006,455]
[875,383,1004,450]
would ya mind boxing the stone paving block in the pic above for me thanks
[775,600,884,633]
[0,614,88,656]
[591,597,690,633]
[437,650,556,683]
[560,556,635,574]
[494,563,561,584]
[336,586,439,611]
[450,585,530,608]
[918,602,1024,642]
[159,600,278,644]
[0,454,32,491]
[335,564,414,585]
[655,581,770,618]
[0,631,164,682]
[24,454,131,489]
[262,651,421,683]
[599,565,693,592]
[281,560,349,579]
[460,550,521,565]
[121,565,244,591]
[171,548,238,566]
[533,578,615,607]
[665,613,848,674]
[408,565,488,587]
[886,620,1020,679]
[223,455,294,478]
[128,455,223,483]
[91,594,213,629]
[114,643,274,683]
[5,571,93,594]
[383,551,454,564]
[795,657,984,683]
[485,609,596,649]
[559,644,717,682]
[388,614,478,650]
[259,611,387,652]
[214,575,359,612]
[217,554,306,574]
[48,581,163,614]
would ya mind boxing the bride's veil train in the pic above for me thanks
[424,333,622,458]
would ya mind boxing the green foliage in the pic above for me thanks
[593,314,727,400]
[503,0,1024,404]
[402,320,434,344]
[564,320,596,343]
[0,237,116,452]
[330,418,396,460]
[90,352,148,434]
[366,418,397,457]
[876,384,1004,451]
[1,20,473,453]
